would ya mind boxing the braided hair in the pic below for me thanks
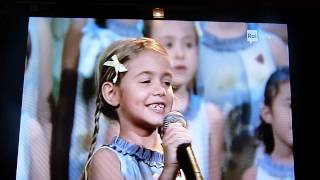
[85,37,169,167]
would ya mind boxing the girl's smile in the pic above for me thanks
[147,103,166,114]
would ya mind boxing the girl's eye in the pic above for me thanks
[164,81,171,86]
[185,42,194,48]
[165,42,173,49]
[141,80,151,83]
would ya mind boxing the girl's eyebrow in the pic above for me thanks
[183,35,196,39]
[162,72,173,78]
[134,71,152,78]
[162,35,174,39]
[134,71,172,78]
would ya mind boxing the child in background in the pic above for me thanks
[242,66,294,180]
[83,37,192,180]
[144,20,224,180]
[17,17,52,180]
[62,18,144,180]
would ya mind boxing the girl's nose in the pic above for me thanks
[153,85,166,97]
[174,44,185,60]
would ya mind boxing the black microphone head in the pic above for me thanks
[162,111,186,132]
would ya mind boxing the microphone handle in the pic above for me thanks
[177,143,203,180]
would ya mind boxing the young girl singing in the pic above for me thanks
[83,37,192,180]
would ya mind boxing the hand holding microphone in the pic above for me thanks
[160,111,203,180]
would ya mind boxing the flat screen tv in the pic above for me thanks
[1,2,310,180]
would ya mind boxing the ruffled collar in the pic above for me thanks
[107,136,164,168]
[258,153,295,179]
[200,22,258,51]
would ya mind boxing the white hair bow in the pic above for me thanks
[103,55,128,83]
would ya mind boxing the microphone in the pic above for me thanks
[161,111,203,180]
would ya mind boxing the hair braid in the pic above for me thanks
[86,97,102,161]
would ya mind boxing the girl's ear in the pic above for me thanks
[261,105,273,124]
[101,82,120,107]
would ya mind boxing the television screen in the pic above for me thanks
[14,16,294,180]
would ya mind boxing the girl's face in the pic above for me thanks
[268,82,293,147]
[150,21,198,87]
[117,50,174,130]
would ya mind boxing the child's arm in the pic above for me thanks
[206,102,224,180]
[158,164,180,180]
[87,148,123,180]
[241,166,257,180]
[159,123,192,180]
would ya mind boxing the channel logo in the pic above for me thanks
[247,30,258,44]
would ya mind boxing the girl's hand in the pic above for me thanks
[159,123,192,179]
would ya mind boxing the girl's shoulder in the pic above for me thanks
[203,99,224,129]
[85,145,122,180]
[91,145,119,161]
[203,100,222,117]
[87,145,121,169]
[189,94,221,115]
[188,94,223,129]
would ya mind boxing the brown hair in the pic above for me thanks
[86,37,169,162]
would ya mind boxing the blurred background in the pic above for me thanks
[17,17,290,180]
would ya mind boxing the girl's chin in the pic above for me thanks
[145,116,164,126]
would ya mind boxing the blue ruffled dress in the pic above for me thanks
[85,136,164,180]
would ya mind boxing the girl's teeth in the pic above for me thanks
[150,104,164,112]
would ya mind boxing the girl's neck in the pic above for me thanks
[205,22,247,39]
[119,127,163,152]
[173,84,189,113]
[271,138,294,165]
